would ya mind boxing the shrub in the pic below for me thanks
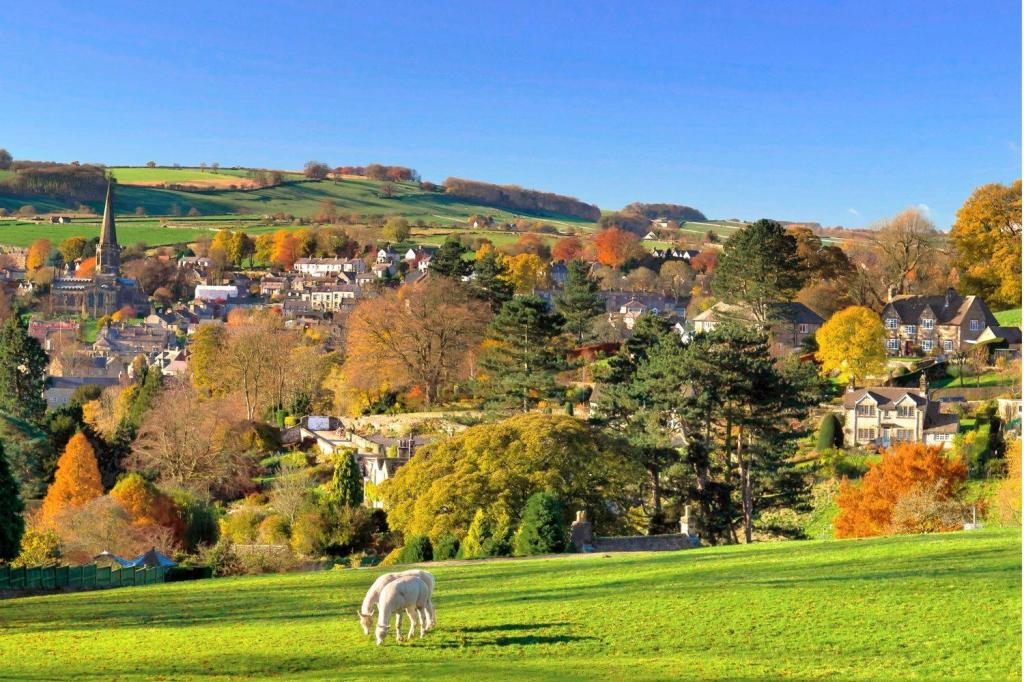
[993,439,1021,526]
[238,546,300,574]
[432,533,460,561]
[459,509,493,559]
[257,514,291,545]
[890,483,967,534]
[169,490,220,552]
[199,539,244,577]
[11,528,61,567]
[834,443,967,538]
[816,414,842,451]
[397,535,433,564]
[379,546,403,567]
[220,507,265,544]
[513,491,565,556]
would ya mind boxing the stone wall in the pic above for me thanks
[570,509,700,553]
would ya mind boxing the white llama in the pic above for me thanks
[357,569,435,635]
[374,575,431,645]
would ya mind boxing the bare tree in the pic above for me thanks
[872,208,941,296]
[270,459,312,525]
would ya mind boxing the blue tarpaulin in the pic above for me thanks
[94,548,176,568]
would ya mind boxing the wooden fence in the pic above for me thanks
[0,563,168,592]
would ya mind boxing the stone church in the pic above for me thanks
[50,181,149,318]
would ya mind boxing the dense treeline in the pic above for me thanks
[0,162,108,202]
[335,164,420,182]
[443,177,602,221]
[623,202,707,222]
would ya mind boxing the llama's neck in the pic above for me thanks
[361,586,381,615]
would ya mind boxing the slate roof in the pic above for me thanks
[885,289,997,327]
[842,387,928,409]
[693,301,824,326]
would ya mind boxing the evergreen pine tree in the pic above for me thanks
[0,441,25,562]
[329,451,364,508]
[478,296,565,412]
[556,259,604,342]
[471,250,514,312]
[513,491,565,556]
[428,238,472,279]
[0,312,48,424]
[713,219,804,325]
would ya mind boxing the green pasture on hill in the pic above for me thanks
[1,529,1019,681]
[109,166,279,184]
[0,217,275,249]
[995,308,1022,327]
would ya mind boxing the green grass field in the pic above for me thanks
[0,217,275,248]
[1,529,1018,681]
[995,308,1022,327]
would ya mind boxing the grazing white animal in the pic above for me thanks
[375,575,431,645]
[357,570,435,635]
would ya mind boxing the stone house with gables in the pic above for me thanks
[841,380,958,449]
[881,288,999,356]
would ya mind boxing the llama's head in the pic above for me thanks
[357,610,374,635]
[375,623,388,645]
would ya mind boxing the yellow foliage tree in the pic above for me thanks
[950,179,1022,309]
[815,306,886,386]
[26,239,51,272]
[38,433,103,525]
[994,439,1021,526]
[501,252,546,293]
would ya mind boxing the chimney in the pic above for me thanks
[886,285,896,303]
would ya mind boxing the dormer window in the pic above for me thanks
[856,405,876,417]
[922,319,934,330]
[897,405,914,418]
[886,318,898,330]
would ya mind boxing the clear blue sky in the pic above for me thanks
[1,1,1019,228]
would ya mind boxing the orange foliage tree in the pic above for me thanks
[26,239,51,272]
[109,473,184,539]
[994,439,1021,526]
[75,256,97,278]
[552,236,583,262]
[271,230,302,270]
[38,433,104,525]
[593,227,638,268]
[834,443,967,539]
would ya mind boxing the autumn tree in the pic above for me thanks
[303,160,330,180]
[714,219,803,326]
[814,306,887,386]
[593,227,639,268]
[380,413,636,541]
[994,439,1021,526]
[109,472,183,538]
[556,259,604,342]
[26,239,51,272]
[552,235,583,262]
[950,179,1022,309]
[0,442,24,561]
[271,458,311,525]
[0,312,48,423]
[344,278,489,407]
[39,433,104,525]
[478,296,565,411]
[58,236,87,263]
[502,252,546,293]
[383,216,411,243]
[834,443,967,538]
[872,208,941,297]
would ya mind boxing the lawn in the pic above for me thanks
[995,308,1022,328]
[932,365,1017,389]
[1,529,1018,681]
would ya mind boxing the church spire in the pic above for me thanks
[95,179,121,277]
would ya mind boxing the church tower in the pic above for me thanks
[95,180,121,277]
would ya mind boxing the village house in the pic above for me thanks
[258,275,290,297]
[194,284,239,302]
[293,257,366,278]
[881,288,1002,356]
[692,301,823,355]
[178,256,213,269]
[93,323,176,357]
[302,283,361,312]
[841,380,959,449]
[27,319,81,352]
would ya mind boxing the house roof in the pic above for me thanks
[923,406,960,434]
[693,301,824,326]
[885,290,997,327]
[843,387,927,409]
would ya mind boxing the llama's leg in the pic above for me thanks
[406,607,418,640]
[394,611,403,641]
[427,598,436,630]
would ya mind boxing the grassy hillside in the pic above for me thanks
[1,529,1018,681]
[995,308,1022,327]
[0,217,276,248]
[1,168,600,228]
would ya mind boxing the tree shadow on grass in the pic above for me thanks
[430,633,597,649]
[458,621,569,633]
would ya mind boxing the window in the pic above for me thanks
[856,405,876,417]
[922,319,935,330]
[857,428,876,441]
[922,339,933,352]
[798,323,810,334]
[897,405,915,418]
[969,319,981,331]
[895,429,914,441]
[943,340,954,352]
[904,325,916,336]
[886,318,898,330]
[886,338,899,351]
